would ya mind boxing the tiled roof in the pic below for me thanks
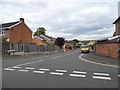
[113,17,120,24]
[34,36,45,40]
[1,21,19,29]
[108,35,120,40]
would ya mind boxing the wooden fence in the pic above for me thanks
[2,43,61,55]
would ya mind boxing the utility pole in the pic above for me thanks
[21,12,23,18]
[118,1,120,17]
[38,29,39,37]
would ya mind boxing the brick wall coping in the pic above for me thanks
[96,41,120,44]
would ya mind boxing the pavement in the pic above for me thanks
[81,51,119,68]
[2,50,63,60]
[2,49,119,88]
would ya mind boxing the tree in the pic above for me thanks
[55,37,65,48]
[72,39,79,43]
[33,27,46,36]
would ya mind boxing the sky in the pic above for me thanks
[0,0,119,40]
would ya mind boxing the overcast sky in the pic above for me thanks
[0,0,119,40]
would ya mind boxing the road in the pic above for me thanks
[2,49,119,88]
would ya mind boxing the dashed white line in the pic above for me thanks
[69,74,86,78]
[73,71,87,74]
[50,72,64,75]
[4,68,16,71]
[118,75,120,77]
[39,68,50,71]
[16,60,44,67]
[51,56,61,59]
[93,76,111,80]
[55,70,67,72]
[4,60,44,69]
[94,73,110,76]
[33,71,45,74]
[67,54,70,55]
[25,67,35,70]
[18,70,29,72]
[12,66,22,69]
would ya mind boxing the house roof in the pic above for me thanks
[44,35,53,39]
[0,18,32,32]
[0,21,20,30]
[1,21,19,28]
[34,36,45,40]
[97,35,120,42]
[108,35,120,40]
[97,37,109,41]
[40,34,51,41]
[113,16,120,24]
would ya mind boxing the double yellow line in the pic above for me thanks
[79,54,120,68]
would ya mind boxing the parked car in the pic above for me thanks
[81,45,90,53]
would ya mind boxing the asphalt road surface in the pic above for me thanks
[2,49,119,88]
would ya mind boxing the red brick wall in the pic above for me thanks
[7,22,32,44]
[95,43,120,58]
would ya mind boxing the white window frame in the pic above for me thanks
[0,30,6,35]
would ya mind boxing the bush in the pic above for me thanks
[75,46,80,48]
[1,40,10,44]
[68,46,72,50]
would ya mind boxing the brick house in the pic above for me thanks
[39,34,56,44]
[94,17,120,58]
[32,36,44,45]
[0,18,32,44]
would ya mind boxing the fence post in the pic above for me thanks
[10,44,11,50]
[23,44,25,53]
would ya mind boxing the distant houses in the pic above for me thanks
[32,36,43,45]
[32,35,56,45]
[0,18,32,44]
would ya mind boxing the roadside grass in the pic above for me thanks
[0,54,21,57]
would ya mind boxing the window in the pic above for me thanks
[0,30,6,35]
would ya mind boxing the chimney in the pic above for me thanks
[20,18,24,23]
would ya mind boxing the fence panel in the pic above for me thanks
[24,44,30,52]
[2,43,10,55]
[2,43,62,55]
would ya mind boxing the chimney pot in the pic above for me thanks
[20,18,24,22]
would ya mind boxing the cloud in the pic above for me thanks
[0,0,118,40]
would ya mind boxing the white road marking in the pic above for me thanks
[51,56,61,59]
[69,74,86,77]
[73,71,87,74]
[94,73,109,76]
[25,67,35,70]
[33,71,45,74]
[67,54,70,55]
[39,68,50,71]
[50,72,64,75]
[5,60,43,69]
[93,76,111,80]
[55,70,67,72]
[118,75,120,77]
[18,70,29,72]
[12,66,22,69]
[4,68,16,71]
[16,60,44,67]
